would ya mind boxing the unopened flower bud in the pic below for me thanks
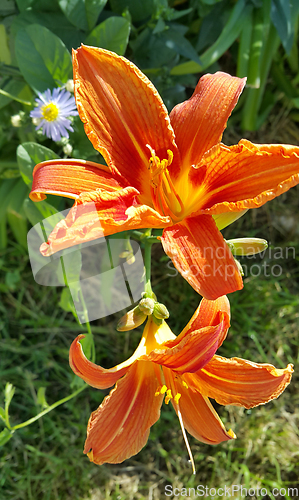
[11,113,23,127]
[226,238,268,256]
[119,250,135,265]
[32,117,41,126]
[117,306,146,331]
[65,79,74,93]
[153,302,169,320]
[234,257,244,276]
[63,143,73,156]
[139,298,155,315]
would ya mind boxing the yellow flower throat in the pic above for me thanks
[147,145,184,222]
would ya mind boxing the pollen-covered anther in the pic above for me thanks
[174,393,181,404]
[165,389,173,405]
[155,384,168,397]
[182,381,189,389]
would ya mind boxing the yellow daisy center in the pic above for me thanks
[41,103,59,122]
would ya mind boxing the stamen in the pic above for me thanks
[160,385,167,394]
[177,407,196,475]
[174,393,181,404]
[165,389,173,405]
[146,144,185,222]
[182,381,189,389]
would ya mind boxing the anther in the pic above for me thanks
[165,389,173,405]
[174,393,181,404]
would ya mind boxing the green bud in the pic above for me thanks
[153,302,169,320]
[119,250,135,265]
[234,257,244,276]
[139,298,155,315]
[226,238,268,256]
[213,210,248,230]
[117,306,146,331]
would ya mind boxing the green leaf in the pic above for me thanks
[0,217,7,250]
[0,24,11,64]
[85,17,130,55]
[5,269,21,291]
[37,387,49,409]
[15,24,72,93]
[15,0,34,11]
[0,178,21,223]
[17,142,60,187]
[59,0,107,31]
[7,212,28,249]
[0,79,31,109]
[171,0,252,75]
[161,27,201,66]
[0,407,5,422]
[110,0,155,22]
[59,287,77,316]
[271,0,299,54]
[0,428,13,447]
[61,249,82,301]
[133,28,179,69]
[246,7,264,88]
[11,10,84,52]
[85,0,108,31]
[4,383,15,412]
[79,333,94,360]
[4,179,29,248]
[23,198,59,227]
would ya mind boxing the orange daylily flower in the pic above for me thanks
[69,296,293,466]
[30,46,299,299]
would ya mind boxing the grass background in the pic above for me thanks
[1,113,299,499]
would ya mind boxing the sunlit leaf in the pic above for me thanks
[85,17,130,55]
[17,143,60,187]
[15,24,72,93]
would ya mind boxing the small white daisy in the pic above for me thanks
[30,87,78,142]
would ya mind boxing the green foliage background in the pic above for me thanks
[1,0,299,499]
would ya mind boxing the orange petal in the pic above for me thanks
[195,355,293,409]
[30,159,124,202]
[191,140,299,214]
[163,368,235,444]
[69,335,130,389]
[84,361,163,465]
[145,320,229,374]
[180,295,230,337]
[169,72,246,173]
[161,215,243,300]
[39,188,170,256]
[73,46,180,203]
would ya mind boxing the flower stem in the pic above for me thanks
[144,231,154,298]
[11,385,87,431]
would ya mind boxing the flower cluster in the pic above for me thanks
[30,87,78,142]
[29,46,299,470]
